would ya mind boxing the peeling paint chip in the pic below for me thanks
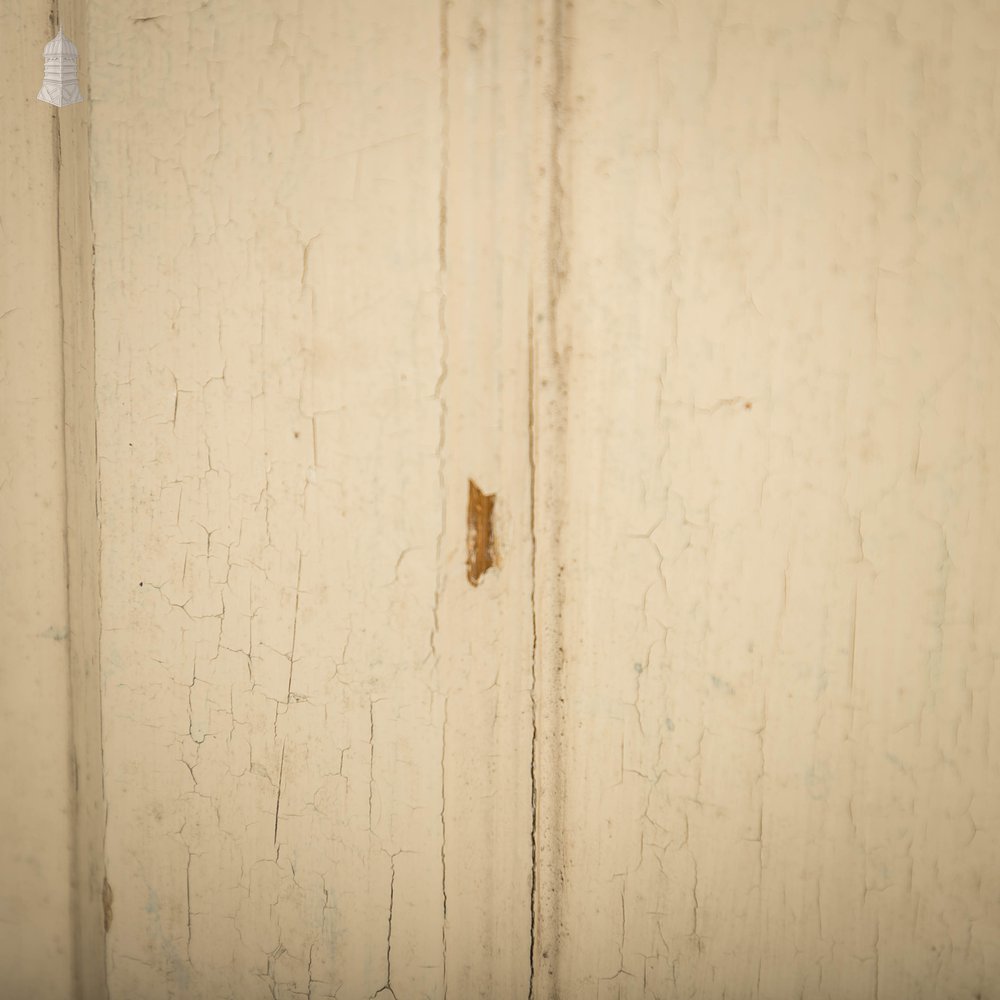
[102,877,113,931]
[466,479,496,586]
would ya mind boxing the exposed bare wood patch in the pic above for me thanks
[466,479,496,586]
[102,877,113,932]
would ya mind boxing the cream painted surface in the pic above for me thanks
[5,0,1000,998]
[548,1,1000,997]
[0,5,75,997]
[88,1,537,997]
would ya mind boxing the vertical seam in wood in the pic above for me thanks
[528,285,538,999]
[530,0,569,995]
[54,0,109,994]
[50,2,78,992]
[436,0,451,994]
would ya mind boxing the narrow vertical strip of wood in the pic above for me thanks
[0,3,77,996]
[437,1,541,994]
[56,2,108,997]
[529,0,571,995]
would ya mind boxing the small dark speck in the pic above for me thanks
[744,402,752,410]
[293,431,300,439]
[139,582,143,587]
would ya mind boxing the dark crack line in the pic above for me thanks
[527,286,539,1000]
[437,0,451,993]
[273,740,286,846]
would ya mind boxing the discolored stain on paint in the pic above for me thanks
[102,877,113,931]
[466,479,496,586]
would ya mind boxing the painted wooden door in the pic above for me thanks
[7,0,1000,998]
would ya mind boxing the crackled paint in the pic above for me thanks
[6,0,1000,997]
[89,2,537,997]
[546,2,1000,997]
